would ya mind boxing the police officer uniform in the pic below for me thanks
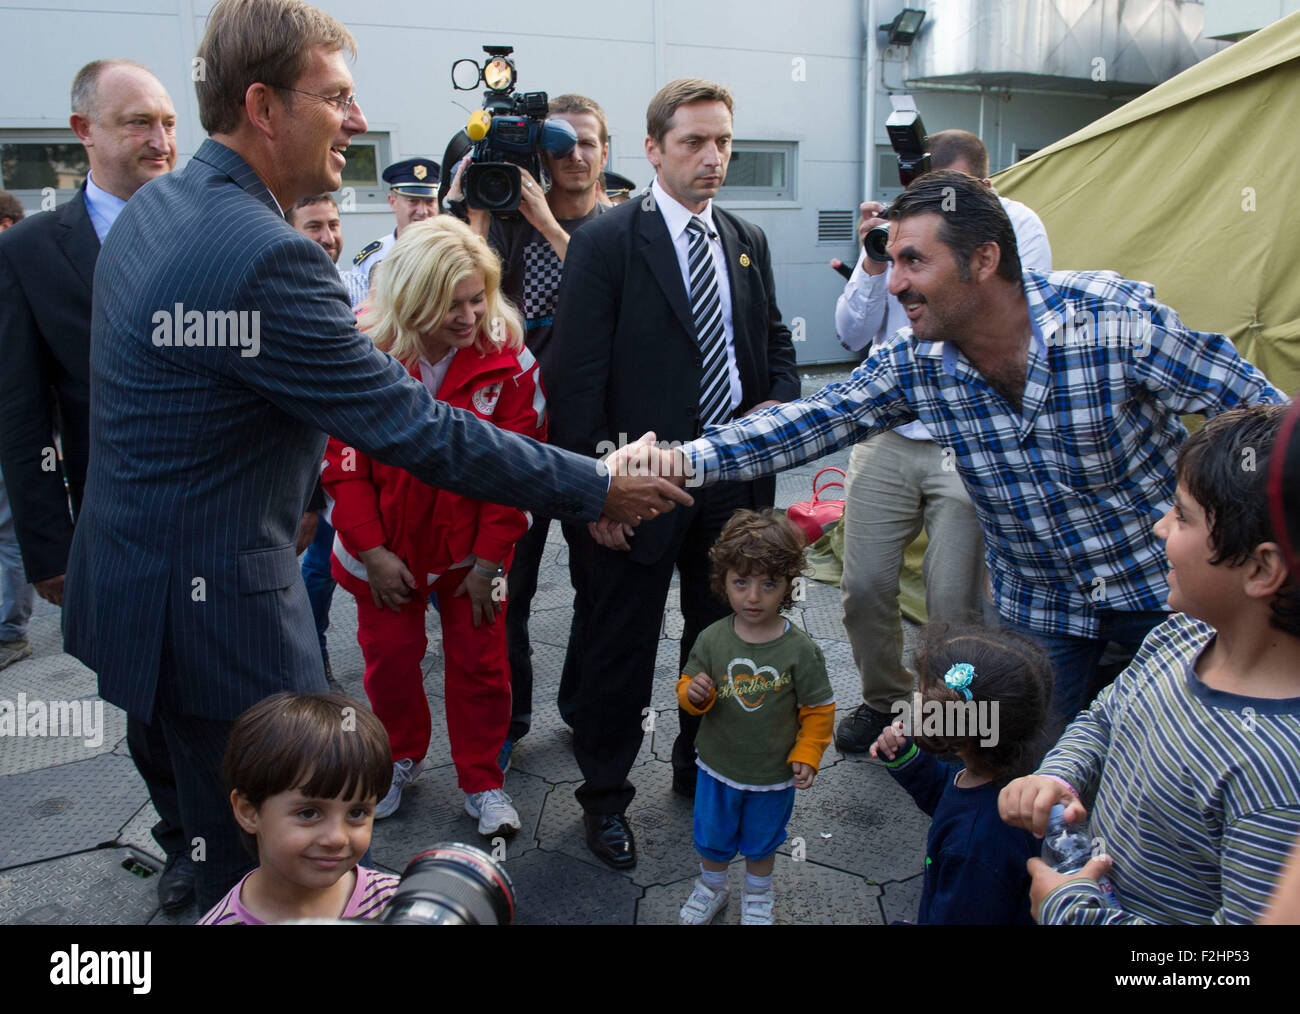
[342,157,440,307]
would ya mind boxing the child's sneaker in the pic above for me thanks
[740,889,775,925]
[465,788,521,837]
[679,879,730,925]
[375,758,423,819]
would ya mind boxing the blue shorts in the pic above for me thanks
[693,768,796,863]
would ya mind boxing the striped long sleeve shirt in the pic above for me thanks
[1037,613,1300,924]
[684,270,1285,637]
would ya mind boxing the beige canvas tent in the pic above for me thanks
[853,15,1300,624]
[995,9,1300,395]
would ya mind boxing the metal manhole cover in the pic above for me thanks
[28,797,73,818]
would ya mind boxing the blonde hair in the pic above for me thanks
[358,216,523,366]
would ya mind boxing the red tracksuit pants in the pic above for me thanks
[353,567,509,794]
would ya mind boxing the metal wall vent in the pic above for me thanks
[818,209,856,243]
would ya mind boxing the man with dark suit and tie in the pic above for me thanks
[548,78,799,869]
[61,0,688,911]
[0,59,200,912]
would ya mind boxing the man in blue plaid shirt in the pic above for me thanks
[644,170,1286,719]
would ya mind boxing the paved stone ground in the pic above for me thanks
[0,365,936,926]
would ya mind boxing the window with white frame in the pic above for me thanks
[334,132,391,211]
[0,131,87,205]
[720,141,796,200]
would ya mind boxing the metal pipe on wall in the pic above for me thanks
[863,0,878,201]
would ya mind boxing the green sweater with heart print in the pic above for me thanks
[679,618,836,788]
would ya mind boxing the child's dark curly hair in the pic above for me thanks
[708,508,807,611]
[1176,403,1299,636]
[912,623,1056,781]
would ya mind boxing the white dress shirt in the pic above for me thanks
[83,171,128,244]
[651,177,742,415]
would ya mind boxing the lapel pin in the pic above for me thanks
[739,253,751,268]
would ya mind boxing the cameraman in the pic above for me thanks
[832,129,1052,755]
[446,94,611,764]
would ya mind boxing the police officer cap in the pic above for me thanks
[383,158,441,198]
[602,170,636,197]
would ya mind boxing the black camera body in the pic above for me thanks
[865,104,932,262]
[453,46,577,215]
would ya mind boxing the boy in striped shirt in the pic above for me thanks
[999,404,1300,924]
[199,692,399,924]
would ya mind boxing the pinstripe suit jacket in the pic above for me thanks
[63,139,607,722]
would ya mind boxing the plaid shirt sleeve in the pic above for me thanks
[1125,285,1285,413]
[683,337,917,485]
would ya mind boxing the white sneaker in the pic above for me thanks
[374,758,423,819]
[679,879,730,925]
[740,889,775,925]
[465,787,521,837]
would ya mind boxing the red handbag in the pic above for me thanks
[786,467,846,544]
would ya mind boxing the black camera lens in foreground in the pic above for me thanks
[382,843,517,925]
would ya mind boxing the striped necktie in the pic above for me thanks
[685,215,731,427]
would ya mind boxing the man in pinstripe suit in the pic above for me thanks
[61,0,688,910]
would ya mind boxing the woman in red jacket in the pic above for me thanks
[323,217,544,835]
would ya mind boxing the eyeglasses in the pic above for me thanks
[279,87,358,118]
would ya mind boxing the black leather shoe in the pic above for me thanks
[834,703,895,754]
[157,851,197,913]
[584,812,637,870]
[671,767,697,799]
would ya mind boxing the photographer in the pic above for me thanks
[446,93,611,763]
[832,129,1053,755]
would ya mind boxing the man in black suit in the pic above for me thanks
[549,78,799,868]
[0,59,196,910]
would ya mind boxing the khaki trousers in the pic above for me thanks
[839,431,988,712]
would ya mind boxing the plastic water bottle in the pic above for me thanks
[1043,803,1120,907]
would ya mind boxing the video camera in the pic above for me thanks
[451,45,577,215]
[864,95,931,262]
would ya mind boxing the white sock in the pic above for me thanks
[745,872,772,894]
[700,865,727,891]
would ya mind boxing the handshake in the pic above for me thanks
[596,431,694,551]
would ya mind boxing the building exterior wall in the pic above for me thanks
[1203,0,1300,39]
[0,0,1239,363]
